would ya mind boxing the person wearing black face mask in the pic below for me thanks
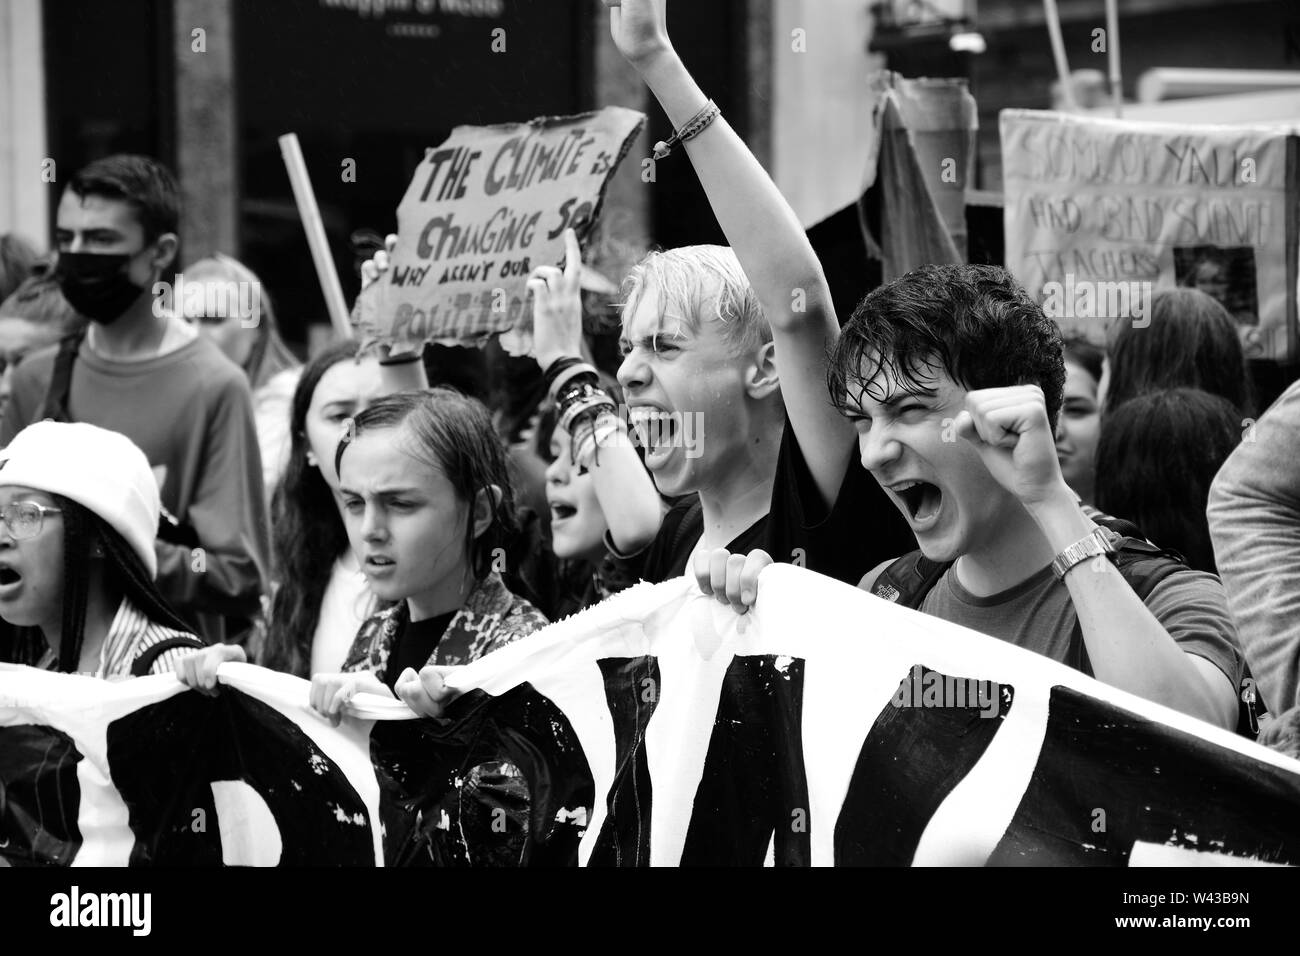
[54,248,153,326]
[49,199,186,359]
[0,155,271,648]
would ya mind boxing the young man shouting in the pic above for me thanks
[699,265,1244,731]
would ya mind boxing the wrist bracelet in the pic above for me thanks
[549,362,599,404]
[572,411,624,470]
[571,413,622,470]
[652,99,721,160]
[559,393,616,437]
[542,355,584,393]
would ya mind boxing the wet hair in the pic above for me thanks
[1103,288,1253,417]
[829,264,1066,429]
[1095,388,1241,573]
[337,388,518,581]
[1062,334,1104,385]
[67,154,180,243]
[184,255,300,391]
[11,497,195,672]
[261,340,364,678]
[620,245,771,357]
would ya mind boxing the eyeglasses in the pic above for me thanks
[0,501,62,540]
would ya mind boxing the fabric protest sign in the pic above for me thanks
[5,566,1300,866]
[352,106,644,357]
[858,73,977,278]
[0,662,385,866]
[392,565,1300,866]
[1001,109,1300,361]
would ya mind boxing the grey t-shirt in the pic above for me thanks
[920,562,1246,688]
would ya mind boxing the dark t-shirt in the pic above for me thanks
[640,501,768,583]
[634,421,914,585]
[385,611,455,692]
[919,560,1247,690]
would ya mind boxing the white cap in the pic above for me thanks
[0,421,160,577]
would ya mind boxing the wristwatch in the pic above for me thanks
[1050,526,1118,581]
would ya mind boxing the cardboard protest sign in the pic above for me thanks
[1001,109,1299,361]
[5,567,1299,867]
[353,106,644,356]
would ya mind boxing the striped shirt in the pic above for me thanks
[35,597,202,679]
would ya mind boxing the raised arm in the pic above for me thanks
[529,229,663,553]
[360,234,430,392]
[605,0,853,506]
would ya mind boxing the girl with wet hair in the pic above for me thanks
[179,386,547,718]
[308,387,547,718]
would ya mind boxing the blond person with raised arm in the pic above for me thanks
[600,0,911,585]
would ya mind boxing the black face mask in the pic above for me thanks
[55,251,148,325]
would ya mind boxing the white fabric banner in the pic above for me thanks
[3,565,1298,866]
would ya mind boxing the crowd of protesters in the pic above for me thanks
[1,0,1298,795]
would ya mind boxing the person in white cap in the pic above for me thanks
[0,420,204,678]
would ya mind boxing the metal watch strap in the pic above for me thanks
[1051,527,1117,580]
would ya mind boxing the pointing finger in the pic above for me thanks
[563,228,582,284]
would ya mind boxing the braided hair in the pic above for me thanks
[14,496,195,672]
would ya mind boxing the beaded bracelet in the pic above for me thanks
[555,379,604,413]
[652,99,721,160]
[555,377,603,412]
[549,362,600,405]
[559,392,616,437]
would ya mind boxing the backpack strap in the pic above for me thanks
[1065,535,1185,674]
[130,635,207,677]
[37,328,86,423]
[871,549,953,610]
[1239,668,1268,739]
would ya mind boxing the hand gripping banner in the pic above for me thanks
[4,565,1299,866]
